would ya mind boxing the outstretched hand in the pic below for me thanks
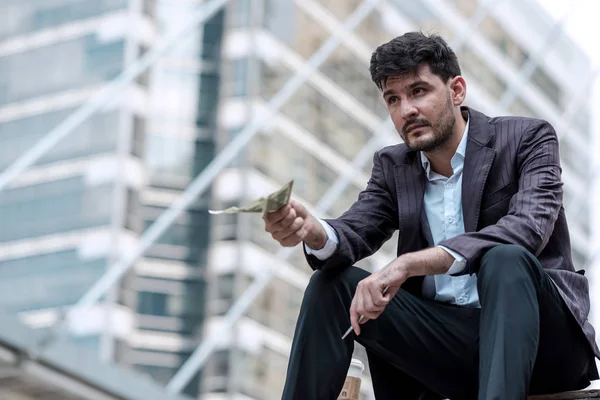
[263,199,328,250]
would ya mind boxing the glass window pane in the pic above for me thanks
[0,35,124,105]
[0,0,128,39]
[0,109,119,170]
[138,291,168,316]
[0,178,113,241]
[0,255,107,312]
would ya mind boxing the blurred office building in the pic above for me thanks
[0,0,593,399]
[0,0,211,397]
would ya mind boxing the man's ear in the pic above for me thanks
[449,76,467,106]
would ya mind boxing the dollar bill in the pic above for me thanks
[209,180,294,215]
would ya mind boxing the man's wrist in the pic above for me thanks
[303,216,328,250]
[395,248,454,278]
[388,257,411,284]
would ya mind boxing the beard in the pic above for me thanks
[402,97,456,152]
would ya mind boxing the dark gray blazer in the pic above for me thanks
[306,106,600,360]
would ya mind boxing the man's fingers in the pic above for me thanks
[346,273,399,340]
[289,199,308,219]
[275,218,306,244]
[361,289,379,316]
[264,204,292,225]
[369,284,389,308]
[273,217,304,240]
[349,294,361,336]
[273,210,298,233]
[356,285,376,328]
[355,280,386,321]
[266,208,297,234]
[279,227,306,247]
[381,284,400,304]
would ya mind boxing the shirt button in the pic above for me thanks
[447,216,454,223]
[457,297,467,304]
[445,183,454,188]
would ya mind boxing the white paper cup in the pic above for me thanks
[337,358,365,400]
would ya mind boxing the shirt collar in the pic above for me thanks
[420,118,469,177]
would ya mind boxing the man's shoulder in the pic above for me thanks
[376,143,413,165]
[469,107,553,137]
[487,114,553,137]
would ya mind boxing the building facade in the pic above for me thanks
[0,0,209,397]
[0,0,593,399]
[0,0,154,357]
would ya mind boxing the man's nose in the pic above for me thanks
[400,102,418,120]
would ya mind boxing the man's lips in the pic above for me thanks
[405,124,429,134]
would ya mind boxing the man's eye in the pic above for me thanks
[388,96,398,104]
[413,87,425,95]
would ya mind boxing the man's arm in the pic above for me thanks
[305,150,399,271]
[304,219,339,260]
[441,120,563,275]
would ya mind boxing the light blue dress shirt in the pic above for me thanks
[306,120,480,308]
[420,121,479,307]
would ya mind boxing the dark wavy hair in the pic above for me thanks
[370,32,461,91]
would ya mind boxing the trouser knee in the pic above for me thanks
[477,244,543,293]
[303,266,366,307]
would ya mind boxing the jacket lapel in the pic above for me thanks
[461,107,496,232]
[393,154,426,297]
[393,153,426,253]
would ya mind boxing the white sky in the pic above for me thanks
[538,0,600,64]
[537,0,600,356]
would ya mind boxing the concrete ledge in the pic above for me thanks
[0,312,193,400]
[528,389,600,400]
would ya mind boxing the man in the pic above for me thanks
[264,32,599,399]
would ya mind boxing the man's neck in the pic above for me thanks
[423,111,467,177]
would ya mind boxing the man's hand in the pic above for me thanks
[264,199,328,249]
[350,258,409,336]
[349,247,455,335]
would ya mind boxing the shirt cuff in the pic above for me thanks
[438,245,467,275]
[304,219,339,260]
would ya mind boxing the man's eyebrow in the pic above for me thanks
[382,89,396,98]
[382,80,431,97]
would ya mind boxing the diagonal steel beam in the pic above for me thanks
[449,0,504,49]
[33,0,382,360]
[563,68,600,216]
[497,4,578,110]
[0,0,230,194]
[417,0,589,152]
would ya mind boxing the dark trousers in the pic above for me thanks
[282,245,595,400]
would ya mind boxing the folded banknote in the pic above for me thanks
[209,180,294,215]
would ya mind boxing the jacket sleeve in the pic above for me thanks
[305,150,399,271]
[440,121,563,275]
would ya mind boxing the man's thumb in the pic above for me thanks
[290,199,309,219]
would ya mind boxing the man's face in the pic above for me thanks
[382,64,457,152]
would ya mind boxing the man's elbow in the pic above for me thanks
[525,225,552,257]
